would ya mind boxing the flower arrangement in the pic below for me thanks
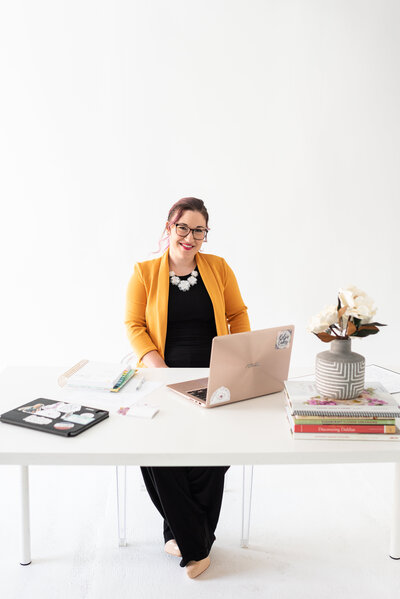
[308,286,386,343]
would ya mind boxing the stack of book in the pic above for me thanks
[284,380,400,441]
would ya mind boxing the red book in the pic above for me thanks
[293,424,396,434]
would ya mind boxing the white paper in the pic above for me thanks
[126,405,159,419]
[289,373,315,382]
[58,381,163,414]
[364,365,400,394]
[65,361,125,389]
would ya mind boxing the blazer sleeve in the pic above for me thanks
[125,263,158,362]
[222,259,251,334]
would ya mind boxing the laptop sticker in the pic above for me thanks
[46,401,64,411]
[23,415,52,425]
[57,403,82,413]
[210,386,231,405]
[37,408,61,419]
[54,421,75,430]
[275,329,292,350]
[62,413,95,425]
[18,403,45,414]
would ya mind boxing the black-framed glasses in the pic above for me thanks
[174,223,209,241]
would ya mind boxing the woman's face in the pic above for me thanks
[167,210,208,259]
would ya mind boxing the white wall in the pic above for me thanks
[1,0,399,374]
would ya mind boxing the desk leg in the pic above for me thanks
[241,465,254,548]
[116,465,127,547]
[390,462,400,559]
[20,465,31,565]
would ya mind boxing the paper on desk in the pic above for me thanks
[364,365,400,394]
[58,380,163,414]
[121,405,159,419]
[290,365,400,394]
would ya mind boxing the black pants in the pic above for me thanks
[141,465,229,567]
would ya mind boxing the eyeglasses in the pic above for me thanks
[174,223,208,241]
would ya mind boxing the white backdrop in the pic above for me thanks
[1,0,399,374]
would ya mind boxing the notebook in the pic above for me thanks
[0,398,109,437]
[58,360,136,392]
[167,325,295,408]
[284,380,400,418]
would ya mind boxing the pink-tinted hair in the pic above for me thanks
[156,197,209,254]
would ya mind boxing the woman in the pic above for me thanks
[125,197,250,578]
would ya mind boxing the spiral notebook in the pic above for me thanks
[284,381,400,418]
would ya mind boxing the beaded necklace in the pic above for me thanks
[169,269,199,292]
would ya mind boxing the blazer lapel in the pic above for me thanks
[156,249,170,358]
[196,252,227,336]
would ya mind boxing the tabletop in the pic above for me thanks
[1,365,400,466]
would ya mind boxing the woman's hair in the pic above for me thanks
[157,197,209,253]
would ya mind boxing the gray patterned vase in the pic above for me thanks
[315,339,365,399]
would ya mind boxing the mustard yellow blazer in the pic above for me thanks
[125,249,250,366]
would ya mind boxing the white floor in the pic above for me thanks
[1,462,400,599]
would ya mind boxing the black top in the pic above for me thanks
[164,267,217,368]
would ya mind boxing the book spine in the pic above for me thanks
[290,431,400,441]
[293,410,400,418]
[291,418,395,425]
[293,424,396,434]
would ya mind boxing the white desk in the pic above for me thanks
[1,365,400,565]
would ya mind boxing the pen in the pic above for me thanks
[135,377,144,391]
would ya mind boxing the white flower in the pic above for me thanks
[170,276,180,286]
[187,276,197,285]
[191,270,198,277]
[178,280,191,291]
[338,286,359,310]
[307,304,338,334]
[339,286,377,324]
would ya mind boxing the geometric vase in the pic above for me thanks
[315,338,365,399]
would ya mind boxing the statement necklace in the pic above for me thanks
[169,269,199,292]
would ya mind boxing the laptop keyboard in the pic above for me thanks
[188,388,208,401]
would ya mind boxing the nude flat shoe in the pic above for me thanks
[164,539,182,557]
[185,556,211,579]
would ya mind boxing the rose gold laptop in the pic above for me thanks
[166,325,295,408]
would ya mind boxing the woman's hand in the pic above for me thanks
[141,350,169,368]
